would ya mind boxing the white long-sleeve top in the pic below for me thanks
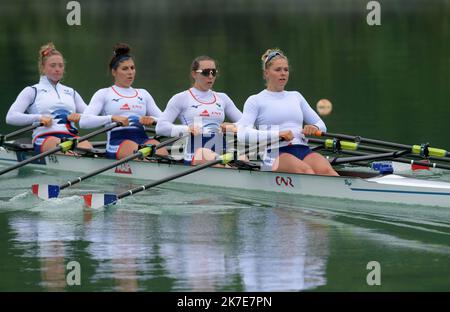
[237,89,326,146]
[155,87,242,137]
[79,85,162,133]
[6,76,87,140]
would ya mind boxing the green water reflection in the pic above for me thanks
[0,0,449,292]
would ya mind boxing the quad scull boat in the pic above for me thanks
[1,142,449,208]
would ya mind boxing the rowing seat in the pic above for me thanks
[229,160,261,171]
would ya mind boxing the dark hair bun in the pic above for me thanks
[113,43,131,56]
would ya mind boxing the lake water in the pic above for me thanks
[0,166,449,292]
[0,0,449,293]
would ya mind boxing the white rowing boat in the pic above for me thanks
[1,143,450,208]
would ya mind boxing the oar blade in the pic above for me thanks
[31,184,60,199]
[83,193,118,209]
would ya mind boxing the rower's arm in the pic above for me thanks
[298,92,326,132]
[73,90,88,113]
[79,89,112,129]
[6,87,42,126]
[155,94,189,137]
[142,89,162,119]
[237,96,279,144]
[221,93,242,122]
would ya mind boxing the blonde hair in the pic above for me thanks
[38,42,63,75]
[261,48,288,70]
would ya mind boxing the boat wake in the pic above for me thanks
[0,190,85,213]
[29,195,85,212]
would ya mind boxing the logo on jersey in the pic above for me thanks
[63,89,72,95]
[191,104,202,109]
[120,103,131,110]
[137,97,145,105]
[112,98,121,102]
[199,110,210,117]
[51,109,78,135]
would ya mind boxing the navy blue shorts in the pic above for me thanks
[106,128,150,159]
[263,144,313,169]
[278,145,313,160]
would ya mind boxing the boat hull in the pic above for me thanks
[1,147,450,207]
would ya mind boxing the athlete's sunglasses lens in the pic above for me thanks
[196,68,217,77]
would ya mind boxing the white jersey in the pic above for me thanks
[237,89,326,146]
[6,76,87,141]
[79,85,162,136]
[155,87,242,137]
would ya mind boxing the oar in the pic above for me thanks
[308,137,450,170]
[327,150,410,165]
[0,123,43,146]
[83,139,280,209]
[313,131,450,159]
[0,122,122,177]
[32,134,189,199]
[309,137,450,163]
[328,148,450,171]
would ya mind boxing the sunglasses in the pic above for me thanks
[195,68,218,77]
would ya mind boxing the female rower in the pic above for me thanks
[155,55,242,165]
[237,48,338,176]
[6,42,92,153]
[80,43,167,159]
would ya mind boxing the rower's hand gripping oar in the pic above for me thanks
[0,122,122,177]
[0,123,44,146]
[83,138,282,209]
[32,133,189,199]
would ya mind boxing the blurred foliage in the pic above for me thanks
[0,0,448,146]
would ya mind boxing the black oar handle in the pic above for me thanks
[330,150,410,165]
[0,144,63,176]
[60,122,123,150]
[311,136,450,163]
[0,123,44,146]
[3,123,44,140]
[0,122,122,177]
[335,149,450,170]
[314,131,413,150]
[77,122,122,142]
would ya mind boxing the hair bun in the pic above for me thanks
[40,42,56,57]
[113,43,131,56]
